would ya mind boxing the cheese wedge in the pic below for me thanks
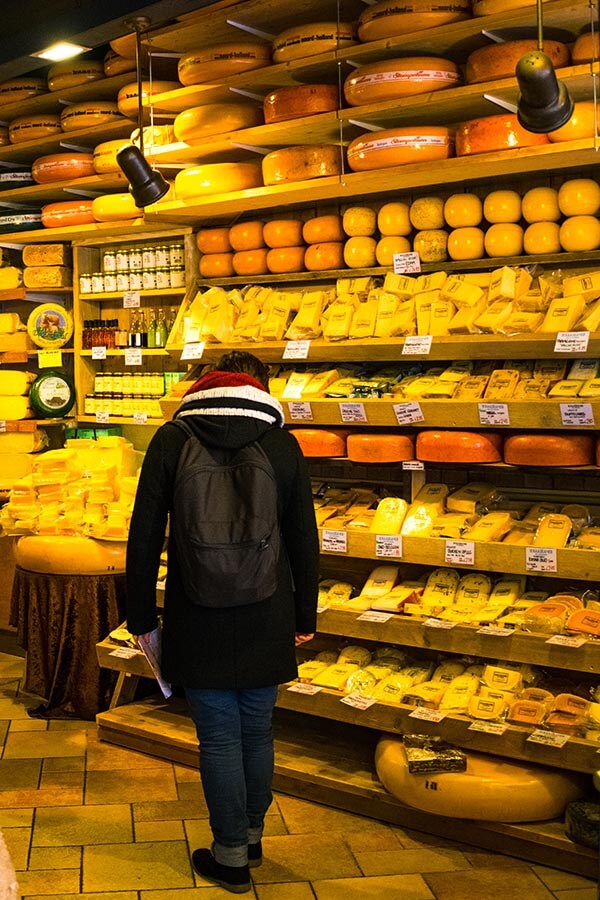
[400,504,437,537]
[533,514,572,548]
[475,300,513,333]
[562,270,600,301]
[482,664,523,692]
[439,677,479,711]
[468,695,507,720]
[371,674,413,704]
[369,498,408,535]
[447,482,497,514]
[370,585,419,612]
[432,660,466,683]
[440,275,484,307]
[403,682,447,708]
[533,359,567,382]
[428,298,456,336]
[566,609,600,636]
[540,295,585,333]
[349,298,378,339]
[488,266,518,302]
[447,300,487,334]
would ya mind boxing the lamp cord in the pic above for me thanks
[135,26,144,157]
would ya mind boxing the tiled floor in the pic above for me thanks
[0,650,597,899]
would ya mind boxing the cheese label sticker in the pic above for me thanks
[560,403,594,426]
[468,721,507,735]
[283,340,311,360]
[95,411,110,424]
[393,401,424,425]
[91,345,107,360]
[341,692,377,710]
[181,341,205,361]
[445,540,475,566]
[109,647,140,659]
[402,334,432,355]
[393,251,421,274]
[288,401,313,421]
[476,626,511,637]
[554,331,590,353]
[123,291,141,308]
[402,460,425,470]
[355,69,461,86]
[546,634,587,648]
[424,618,457,630]
[525,546,558,572]
[339,402,367,423]
[527,730,570,748]
[375,534,402,558]
[287,682,322,695]
[125,348,142,366]
[133,411,148,425]
[38,349,62,368]
[409,707,446,723]
[321,530,348,553]
[478,403,510,426]
[357,610,393,623]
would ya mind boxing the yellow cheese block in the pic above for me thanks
[540,296,586,333]
[533,514,572,549]
[0,396,32,420]
[175,162,263,198]
[447,482,497,514]
[383,272,417,298]
[311,663,360,690]
[0,370,35,396]
[22,244,70,267]
[369,498,408,535]
[174,103,263,142]
[23,266,72,289]
[482,368,519,400]
[421,568,460,611]
[272,22,356,63]
[464,512,513,543]
[0,312,23,334]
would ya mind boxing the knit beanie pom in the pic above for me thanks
[184,370,267,397]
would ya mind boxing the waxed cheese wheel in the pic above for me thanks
[347,126,452,172]
[117,82,180,119]
[289,428,348,457]
[0,77,47,107]
[344,57,461,107]
[347,433,414,463]
[417,430,503,463]
[27,304,73,347]
[41,200,95,228]
[263,219,304,248]
[456,114,549,156]
[358,0,471,42]
[196,227,232,253]
[264,85,339,124]
[0,208,42,233]
[304,242,344,270]
[504,434,594,467]
[60,101,122,132]
[9,115,61,144]
[32,153,95,184]
[0,127,8,145]
[173,103,263,142]
[178,42,271,85]
[15,535,126,575]
[303,215,344,243]
[466,40,569,84]
[0,167,34,190]
[103,49,136,77]
[47,60,105,91]
[272,22,356,63]
[232,248,269,275]
[92,193,142,222]
[199,253,235,278]
[572,32,600,64]
[262,145,342,185]
[473,0,541,13]
[548,102,597,143]
[93,139,131,173]
[175,162,263,198]
[266,246,306,273]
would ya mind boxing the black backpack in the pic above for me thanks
[170,418,280,608]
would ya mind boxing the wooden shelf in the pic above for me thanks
[0,73,137,124]
[0,418,71,431]
[80,348,170,356]
[0,120,135,166]
[0,221,189,244]
[77,415,164,425]
[0,173,128,205]
[81,288,186,301]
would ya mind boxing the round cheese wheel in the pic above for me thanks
[0,209,42,233]
[92,193,142,222]
[304,241,344,271]
[0,167,34,190]
[15,535,126,575]
[410,196,444,230]
[344,57,460,107]
[572,32,600,64]
[484,190,522,224]
[93,139,131,174]
[263,219,304,248]
[412,229,448,262]
[559,215,600,252]
[131,124,176,151]
[347,433,414,463]
[199,253,235,278]
[303,215,344,244]
[522,186,560,222]
[175,162,263,198]
[549,102,597,143]
[523,221,561,255]
[0,127,8,146]
[378,202,411,236]
[358,0,470,42]
[447,227,485,260]
[232,248,269,276]
[473,0,542,13]
[262,145,342,185]
[558,178,600,216]
[456,114,549,156]
[347,126,452,172]
[444,193,483,228]
[32,153,95,184]
[272,23,356,63]
[47,60,105,92]
[0,77,47,107]
[484,222,524,257]
[376,235,411,265]
[196,227,232,254]
[264,84,338,124]
[266,246,306,273]
[229,221,265,251]
[103,49,136,77]
[344,236,377,268]
[60,101,122,132]
[174,102,263,142]
[466,40,569,85]
[416,430,503,463]
[178,42,271,86]
[289,428,348,457]
[343,206,377,237]
[8,115,61,144]
[117,82,180,119]
[27,304,73,348]
[41,200,95,228]
[29,370,75,416]
[504,434,594,467]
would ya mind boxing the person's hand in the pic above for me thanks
[295,633,314,646]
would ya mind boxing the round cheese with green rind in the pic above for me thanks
[27,303,73,348]
[29,370,75,418]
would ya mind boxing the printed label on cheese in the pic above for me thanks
[341,692,377,710]
[526,730,570,748]
[354,69,461,86]
[525,546,558,572]
[283,340,311,359]
[394,401,425,425]
[357,610,393,623]
[560,402,594,426]
[393,251,421,274]
[402,335,432,355]
[360,135,449,153]
[478,402,510,426]
[322,529,348,553]
[340,402,367,423]
[375,534,402,558]
[554,331,590,353]
[445,540,475,566]
[288,401,313,421]
[409,707,446,723]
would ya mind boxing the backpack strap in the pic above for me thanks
[168,417,194,438]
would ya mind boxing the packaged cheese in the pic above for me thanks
[312,663,359,690]
[523,601,570,634]
[540,295,586,332]
[413,482,449,512]
[421,568,460,611]
[447,482,497,514]
[474,301,513,333]
[533,514,572,548]
[382,272,417,298]
[369,497,408,535]
[482,368,520,400]
[464,511,513,543]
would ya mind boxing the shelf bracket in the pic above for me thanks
[231,142,272,154]
[63,188,101,197]
[481,29,506,44]
[345,59,361,68]
[483,93,518,113]
[347,119,385,132]
[0,160,23,169]
[226,18,274,40]
[0,200,29,208]
[229,86,266,102]
[59,141,91,153]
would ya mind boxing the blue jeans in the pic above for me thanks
[185,685,278,867]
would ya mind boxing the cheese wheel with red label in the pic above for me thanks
[174,103,263,143]
[505,434,594,467]
[175,162,263,198]
[272,22,356,63]
[9,115,61,144]
[178,42,271,86]
[103,49,136,77]
[93,140,131,174]
[289,429,348,457]
[548,102,597,143]
[41,200,95,228]
[358,0,471,43]
[347,126,452,172]
[199,253,235,278]
[456,114,549,156]
[466,40,569,85]
[347,433,414,463]
[47,60,105,92]
[32,153,95,184]
[264,85,339,124]
[344,57,461,107]
[417,430,503,463]
[262,145,342,185]
[117,82,179,119]
[92,193,142,222]
[60,101,122,132]
[0,77,47,107]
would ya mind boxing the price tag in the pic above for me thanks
[109,647,140,659]
[424,618,457,630]
[38,349,62,368]
[526,730,570,748]
[468,721,507,735]
[375,534,402,558]
[95,411,109,423]
[478,403,510,426]
[560,403,595,426]
[393,402,424,425]
[283,340,311,360]
[554,331,590,353]
[316,604,329,614]
[287,682,322,695]
[0,421,6,433]
[339,402,367,423]
[321,530,348,553]
[125,348,142,366]
[123,291,141,308]
[409,707,446,723]
[476,626,511,637]
[357,610,393,623]
[393,251,421,274]
[133,411,148,425]
[341,692,377,710]
[181,341,205,361]
[402,460,425,470]
[402,335,432,356]
[156,581,165,591]
[445,540,475,566]
[91,345,107,360]
[546,634,587,648]
[288,401,313,421]
[525,546,557,573]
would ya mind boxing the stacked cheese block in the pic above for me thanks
[0,370,35,422]
[0,426,48,493]
[22,243,72,288]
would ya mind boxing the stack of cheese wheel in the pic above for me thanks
[41,200,95,228]
[455,113,549,155]
[521,187,560,254]
[357,0,471,42]
[466,40,569,84]
[484,190,522,224]
[288,428,348,457]
[230,220,268,276]
[343,206,377,268]
[32,153,95,184]
[8,114,61,144]
[103,48,136,77]
[347,433,414,463]
[0,77,47,106]
[377,202,412,263]
[558,178,600,252]
[417,431,503,463]
[263,84,339,124]
[178,42,271,85]
[47,60,105,91]
[60,101,122,132]
[173,102,263,143]
[262,145,343,185]
[175,161,263,198]
[302,215,345,271]
[263,219,306,273]
[504,434,594,467]
[93,139,131,174]
[92,193,142,222]
[409,196,448,261]
[444,193,485,259]
[347,126,453,172]
[272,22,356,63]
[117,81,179,119]
[197,227,234,278]
[344,57,460,106]
[548,101,597,143]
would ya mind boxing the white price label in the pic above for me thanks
[0,421,6,433]
[339,402,367,423]
[133,411,148,425]
[560,402,594,426]
[527,730,570,748]
[375,534,402,558]
[525,546,558,573]
[341,692,377,710]
[156,581,165,591]
[321,529,348,553]
[287,682,322,695]
[546,634,587,648]
[445,540,475,566]
[181,341,205,361]
[402,335,432,356]
[316,604,329,614]
[357,610,393,623]
[393,401,424,425]
[468,721,507,735]
[123,291,141,308]
[125,348,142,366]
[91,345,107,360]
[393,251,421,274]
[478,403,510,426]
[95,411,109,423]
[402,460,425,470]
[283,340,311,360]
[554,331,590,353]
[424,618,457,630]
[476,626,511,637]
[409,707,446,723]
[109,647,141,659]
[288,401,313,421]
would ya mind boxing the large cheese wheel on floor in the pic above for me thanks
[347,126,452,172]
[504,434,594,467]
[47,60,105,91]
[417,430,503,463]
[456,114,549,156]
[103,49,136,77]
[178,42,271,86]
[32,153,95,184]
[60,101,122,131]
[92,193,142,222]
[117,82,179,119]
[375,736,585,822]
[466,40,569,84]
[9,115,61,144]
[548,102,597,143]
[262,145,342,185]
[344,57,461,107]
[15,535,126,575]
[0,77,47,107]
[264,84,339,125]
[289,429,348,457]
[175,162,263,198]
[93,140,130,174]
[358,0,471,42]
[41,200,95,228]
[347,433,414,463]
[272,23,356,63]
[173,103,263,142]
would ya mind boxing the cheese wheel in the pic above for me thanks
[41,200,95,228]
[484,190,522,224]
[304,242,344,271]
[378,202,411,236]
[15,535,126,575]
[117,82,179,119]
[178,42,271,86]
[264,84,339,125]
[347,433,414,463]
[558,178,600,216]
[504,434,594,467]
[548,102,597,143]
[410,197,444,229]
[444,193,483,228]
[412,229,447,262]
[473,0,542,12]
[572,32,600,64]
[289,429,348,457]
[344,57,460,107]
[27,304,73,347]
[272,22,356,63]
[266,246,306,273]
[199,253,235,278]
[417,430,503,463]
[484,223,524,257]
[0,77,47,107]
[175,162,263,198]
[262,145,342,185]
[344,236,377,268]
[447,227,485,260]
[60,101,122,132]
[263,219,304,248]
[229,221,265,251]
[347,126,452,172]
[522,186,560,222]
[466,40,569,84]
[343,206,377,237]
[0,167,34,190]
[196,227,232,253]
[8,115,61,144]
[47,60,105,91]
[303,215,344,243]
[92,140,131,174]
[523,222,561,255]
[559,216,600,252]
[232,248,269,276]
[103,49,136,77]
[32,153,95,184]
[358,0,471,42]
[376,235,411,265]
[92,193,142,222]
[456,114,549,156]
[174,102,263,142]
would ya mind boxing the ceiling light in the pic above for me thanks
[32,41,91,61]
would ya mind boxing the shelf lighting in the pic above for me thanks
[31,41,90,61]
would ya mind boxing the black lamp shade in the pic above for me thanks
[516,51,574,133]
[116,145,170,207]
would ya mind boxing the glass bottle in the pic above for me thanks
[155,308,168,348]
[128,310,143,348]
[115,320,128,349]
[147,309,157,348]
[129,245,142,270]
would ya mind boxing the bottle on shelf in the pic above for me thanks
[155,308,169,348]
[115,319,128,349]
[128,310,143,348]
[147,310,157,348]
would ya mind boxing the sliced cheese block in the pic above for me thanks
[567,609,600,636]
[32,153,95,184]
[93,139,131,174]
[47,60,105,91]
[289,429,348,457]
[272,22,356,63]
[347,126,452,172]
[416,431,502,463]
[0,77,47,106]
[344,57,460,106]
[466,40,569,85]
[23,266,72,289]
[22,244,70,267]
[455,114,549,156]
[175,162,263,198]
[504,434,593,467]
[262,145,342,185]
[117,82,179,119]
[15,535,126,574]
[103,49,136,77]
[41,200,95,228]
[60,101,122,131]
[174,102,263,142]
[447,482,497,514]
[92,193,142,222]
[178,42,271,85]
[8,115,61,144]
[264,84,339,124]
[358,0,470,42]
[347,433,414,463]
[311,663,359,690]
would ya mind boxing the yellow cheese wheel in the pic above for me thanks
[559,216,600,252]
[32,153,95,184]
[199,253,235,278]
[92,193,142,222]
[417,431,503,463]
[444,193,483,228]
[264,84,338,125]
[15,535,126,575]
[174,102,263,142]
[466,40,569,84]
[196,227,232,254]
[175,162,263,198]
[344,236,377,268]
[483,190,522,224]
[303,215,344,244]
[263,219,304,248]
[232,248,269,276]
[456,114,549,156]
[344,57,461,107]
[8,115,61,144]
[410,196,444,230]
[262,145,342,185]
[413,229,448,262]
[343,206,377,237]
[103,49,136,78]
[347,433,414,462]
[376,236,411,265]
[523,222,561,255]
[93,139,131,174]
[522,186,560,222]
[272,22,356,63]
[358,0,470,42]
[572,32,600,64]
[549,102,597,143]
[447,227,485,260]
[304,242,344,271]
[178,42,271,86]
[229,221,265,251]
[378,202,411,236]
[117,82,180,119]
[47,60,105,92]
[484,223,524,257]
[504,434,594,467]
[41,200,95,228]
[473,0,544,13]
[0,77,47,107]
[558,178,600,216]
[266,246,306,273]
[347,126,452,172]
[60,101,122,132]
[289,428,348,457]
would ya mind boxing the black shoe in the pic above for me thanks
[192,848,251,894]
[248,840,262,868]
